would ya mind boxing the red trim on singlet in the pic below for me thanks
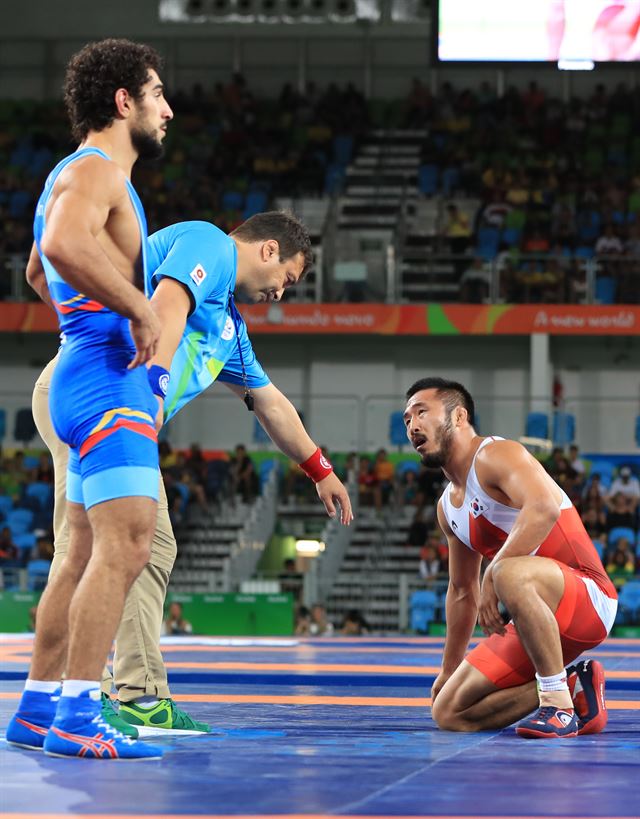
[79,419,157,459]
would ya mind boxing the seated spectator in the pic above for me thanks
[284,460,310,504]
[581,506,607,543]
[419,543,441,585]
[309,603,334,636]
[606,538,636,586]
[608,466,640,513]
[357,456,378,507]
[459,257,491,303]
[185,443,207,483]
[163,472,187,526]
[294,605,312,635]
[595,223,623,256]
[340,609,370,636]
[605,492,636,532]
[159,440,178,471]
[0,452,28,501]
[162,601,193,636]
[0,526,19,564]
[441,203,472,255]
[32,453,53,484]
[229,444,259,502]
[568,444,586,479]
[399,468,419,507]
[35,534,54,562]
[278,557,303,603]
[406,506,429,547]
[373,449,395,508]
[582,472,607,504]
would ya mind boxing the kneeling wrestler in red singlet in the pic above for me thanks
[403,377,617,739]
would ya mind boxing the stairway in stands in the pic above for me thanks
[325,505,427,633]
[169,502,252,593]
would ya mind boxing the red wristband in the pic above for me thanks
[300,447,333,483]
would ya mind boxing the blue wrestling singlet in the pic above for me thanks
[34,147,159,509]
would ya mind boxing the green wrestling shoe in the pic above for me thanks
[118,698,210,732]
[100,693,139,738]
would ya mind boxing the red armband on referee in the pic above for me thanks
[300,447,333,483]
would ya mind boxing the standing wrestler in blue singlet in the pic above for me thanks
[7,39,173,760]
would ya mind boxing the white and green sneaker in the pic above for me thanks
[100,693,138,739]
[119,698,210,733]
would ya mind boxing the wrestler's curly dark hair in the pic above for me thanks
[63,39,163,142]
[231,211,314,278]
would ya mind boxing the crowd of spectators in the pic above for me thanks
[4,77,640,304]
[0,449,54,589]
[415,79,640,303]
[0,75,369,299]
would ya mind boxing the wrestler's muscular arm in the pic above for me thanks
[431,500,482,703]
[475,440,562,636]
[224,381,353,525]
[40,155,160,368]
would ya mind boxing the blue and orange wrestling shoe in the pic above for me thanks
[566,658,608,735]
[516,706,579,739]
[43,690,163,760]
[6,688,60,751]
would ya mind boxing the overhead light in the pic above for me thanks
[295,539,325,556]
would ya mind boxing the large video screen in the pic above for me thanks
[436,1,640,65]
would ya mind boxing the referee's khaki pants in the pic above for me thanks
[33,356,177,702]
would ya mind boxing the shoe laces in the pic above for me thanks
[167,698,203,730]
[91,713,135,745]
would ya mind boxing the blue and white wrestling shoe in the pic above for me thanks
[6,688,60,750]
[43,689,163,760]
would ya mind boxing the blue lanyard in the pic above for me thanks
[228,295,254,412]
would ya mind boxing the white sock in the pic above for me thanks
[535,670,569,693]
[25,679,60,694]
[61,679,101,699]
[134,697,160,708]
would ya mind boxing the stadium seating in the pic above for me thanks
[552,412,575,446]
[389,411,407,448]
[617,581,640,624]
[410,590,437,634]
[525,412,549,441]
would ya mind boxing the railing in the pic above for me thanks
[303,473,359,606]
[3,252,638,306]
[220,464,279,592]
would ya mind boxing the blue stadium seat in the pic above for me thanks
[410,590,437,634]
[418,164,438,196]
[396,459,420,477]
[13,407,36,445]
[333,135,354,166]
[222,190,244,211]
[636,415,640,447]
[607,526,636,548]
[6,508,34,535]
[476,227,500,259]
[525,412,549,440]
[0,495,13,520]
[441,167,460,196]
[242,190,268,219]
[552,411,575,446]
[591,538,604,560]
[595,276,617,305]
[617,581,640,624]
[389,411,407,448]
[26,559,51,592]
[25,482,52,509]
[501,227,522,247]
[13,531,36,554]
